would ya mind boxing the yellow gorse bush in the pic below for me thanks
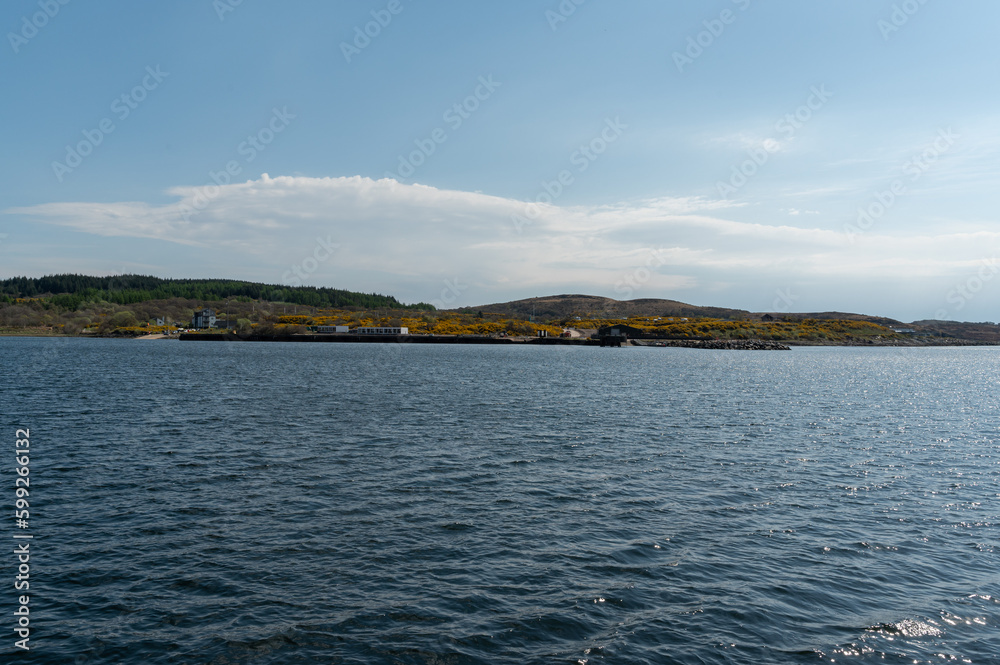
[557,316,897,341]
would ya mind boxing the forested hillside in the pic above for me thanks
[0,274,433,311]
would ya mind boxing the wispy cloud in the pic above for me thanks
[5,175,999,313]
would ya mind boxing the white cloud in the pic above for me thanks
[5,174,1000,317]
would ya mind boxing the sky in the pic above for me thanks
[2,0,999,322]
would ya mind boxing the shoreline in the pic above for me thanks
[1,331,995,348]
[174,333,995,348]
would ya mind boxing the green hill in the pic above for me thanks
[0,274,433,311]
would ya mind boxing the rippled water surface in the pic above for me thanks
[2,338,1000,664]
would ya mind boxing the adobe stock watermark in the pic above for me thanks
[934,256,999,320]
[7,0,70,54]
[673,0,752,73]
[282,235,340,286]
[430,277,467,310]
[614,248,670,299]
[878,0,932,41]
[371,337,413,367]
[340,0,407,63]
[51,65,169,182]
[213,0,243,21]
[384,75,501,181]
[771,286,799,313]
[546,0,586,31]
[511,117,627,233]
[178,106,295,222]
[844,127,957,243]
[717,84,833,197]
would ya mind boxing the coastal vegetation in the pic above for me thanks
[0,275,992,343]
[562,316,902,343]
[0,297,956,343]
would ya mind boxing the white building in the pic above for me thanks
[354,326,408,335]
[316,325,349,333]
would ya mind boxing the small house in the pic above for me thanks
[596,324,645,339]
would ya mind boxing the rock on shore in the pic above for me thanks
[634,339,791,350]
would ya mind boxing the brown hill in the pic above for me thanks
[457,294,912,326]
[456,294,752,321]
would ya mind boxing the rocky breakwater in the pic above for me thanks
[636,339,791,350]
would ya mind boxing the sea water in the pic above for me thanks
[2,337,998,663]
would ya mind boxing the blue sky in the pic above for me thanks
[3,0,999,321]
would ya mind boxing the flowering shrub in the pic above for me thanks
[558,316,898,341]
